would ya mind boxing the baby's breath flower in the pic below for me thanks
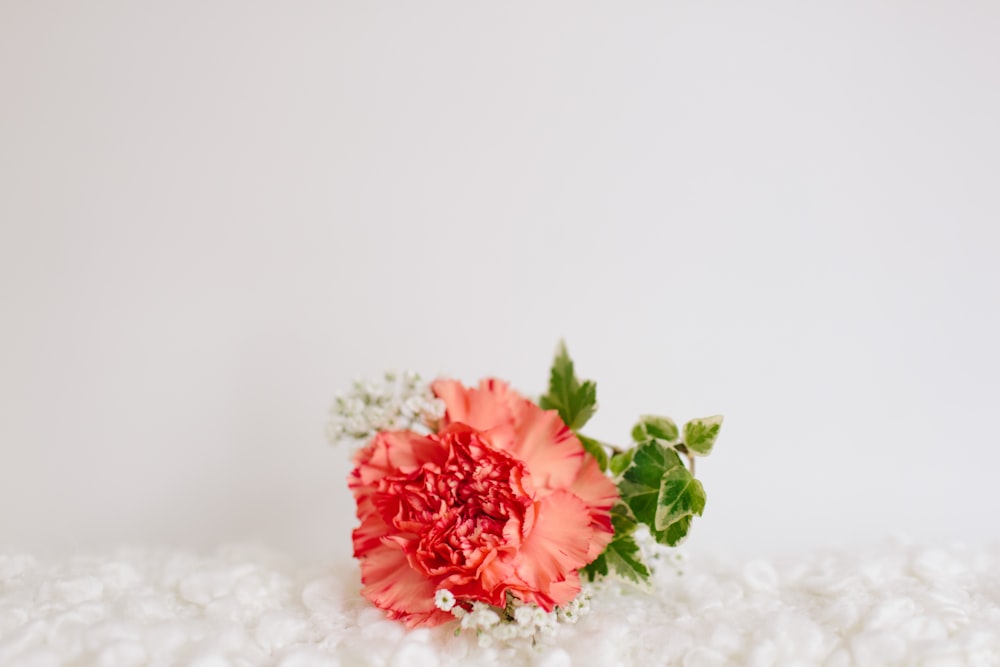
[442,589,593,646]
[434,589,456,612]
[513,605,535,626]
[555,584,593,625]
[631,523,688,577]
[556,606,576,622]
[326,371,443,450]
[461,604,501,631]
[536,611,558,635]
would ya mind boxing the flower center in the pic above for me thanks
[386,425,532,580]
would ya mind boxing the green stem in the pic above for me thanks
[675,443,695,476]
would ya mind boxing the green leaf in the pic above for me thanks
[652,514,693,547]
[581,552,608,580]
[654,466,705,532]
[683,415,724,456]
[538,341,597,431]
[610,499,638,533]
[600,533,650,585]
[583,502,646,583]
[609,449,635,477]
[577,435,609,472]
[632,415,680,443]
[618,441,684,526]
[618,440,706,547]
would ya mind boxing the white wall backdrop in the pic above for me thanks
[2,1,999,563]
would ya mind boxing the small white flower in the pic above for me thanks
[327,370,443,450]
[473,609,500,629]
[423,397,446,421]
[455,603,501,631]
[434,589,456,612]
[461,607,500,631]
[516,623,535,639]
[514,605,535,626]
[401,395,425,418]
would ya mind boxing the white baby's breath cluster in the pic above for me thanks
[326,371,445,447]
[633,524,689,578]
[434,587,592,648]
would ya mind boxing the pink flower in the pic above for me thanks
[348,379,617,628]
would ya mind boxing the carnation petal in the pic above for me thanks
[359,542,452,628]
[508,402,586,491]
[354,430,444,485]
[351,494,392,557]
[432,378,519,450]
[513,490,593,609]
[567,457,618,559]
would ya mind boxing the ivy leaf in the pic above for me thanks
[631,415,679,444]
[652,515,693,547]
[618,440,684,526]
[577,434,609,472]
[598,533,650,585]
[588,508,649,584]
[581,551,608,580]
[618,440,706,547]
[683,415,724,456]
[654,465,705,533]
[610,499,638,533]
[609,449,634,477]
[539,341,597,431]
[583,502,649,584]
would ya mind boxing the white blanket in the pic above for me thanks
[1,543,997,666]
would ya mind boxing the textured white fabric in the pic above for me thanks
[1,543,998,666]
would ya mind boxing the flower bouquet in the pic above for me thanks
[327,343,722,644]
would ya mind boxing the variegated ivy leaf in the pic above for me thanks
[539,341,597,431]
[577,434,609,472]
[631,415,679,444]
[583,503,650,584]
[683,415,724,456]
[617,440,680,526]
[652,514,694,547]
[618,439,706,547]
[592,533,649,585]
[653,463,706,534]
[609,449,634,477]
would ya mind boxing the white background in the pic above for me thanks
[2,1,998,563]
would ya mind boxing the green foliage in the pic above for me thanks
[653,465,705,539]
[632,415,679,443]
[589,533,649,585]
[609,449,634,477]
[539,341,598,431]
[537,341,723,584]
[683,415,724,456]
[618,441,684,526]
[578,434,610,472]
[583,503,650,584]
[617,439,706,547]
[652,515,692,547]
[581,550,608,579]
